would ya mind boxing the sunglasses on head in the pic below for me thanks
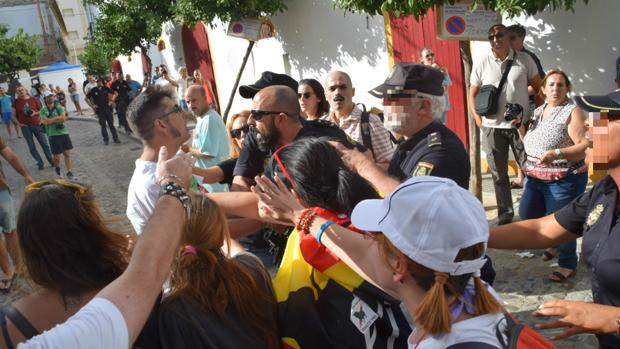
[250,109,286,121]
[298,92,314,99]
[25,180,87,194]
[488,32,505,41]
[230,124,250,139]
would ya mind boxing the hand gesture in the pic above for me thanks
[328,141,373,173]
[251,175,303,225]
[534,300,620,340]
[537,150,557,165]
[156,146,194,190]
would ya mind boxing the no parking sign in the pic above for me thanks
[438,3,500,41]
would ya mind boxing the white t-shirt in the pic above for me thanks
[126,159,159,235]
[408,312,506,348]
[19,298,128,349]
[177,77,188,99]
[84,82,97,96]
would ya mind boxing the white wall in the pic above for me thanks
[470,0,619,96]
[38,68,88,112]
[207,0,390,115]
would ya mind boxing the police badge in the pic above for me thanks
[584,204,604,231]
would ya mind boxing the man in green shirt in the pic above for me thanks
[40,91,74,178]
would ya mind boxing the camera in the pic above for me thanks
[504,103,523,121]
[56,124,66,130]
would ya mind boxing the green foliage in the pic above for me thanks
[78,42,113,76]
[174,0,287,26]
[0,24,40,78]
[333,0,589,19]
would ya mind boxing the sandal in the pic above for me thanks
[542,248,559,261]
[510,180,523,189]
[549,269,576,282]
[0,273,17,293]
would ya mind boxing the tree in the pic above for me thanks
[333,0,589,18]
[0,24,40,79]
[79,42,113,76]
[174,0,287,25]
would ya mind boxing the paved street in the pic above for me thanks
[0,112,598,347]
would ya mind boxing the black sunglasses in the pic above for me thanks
[158,105,183,119]
[488,32,505,41]
[250,109,286,121]
[230,124,250,139]
[297,92,314,99]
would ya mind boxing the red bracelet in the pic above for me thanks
[295,208,313,231]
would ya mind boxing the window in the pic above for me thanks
[67,31,79,40]
[62,8,74,16]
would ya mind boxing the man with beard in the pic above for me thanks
[232,85,363,191]
[126,85,191,234]
[322,71,395,168]
[184,85,229,192]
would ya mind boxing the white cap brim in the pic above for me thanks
[351,198,386,232]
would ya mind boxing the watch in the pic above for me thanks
[159,181,191,218]
[554,148,563,159]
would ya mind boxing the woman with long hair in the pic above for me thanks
[227,110,250,159]
[254,174,508,348]
[158,193,278,349]
[0,180,135,348]
[297,79,329,120]
[252,137,412,349]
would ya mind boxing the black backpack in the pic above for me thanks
[358,104,398,160]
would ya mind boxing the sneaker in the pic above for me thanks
[66,171,74,180]
[104,140,109,145]
[113,139,121,144]
[55,167,61,176]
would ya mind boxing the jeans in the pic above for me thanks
[519,172,588,269]
[96,106,119,142]
[21,125,53,167]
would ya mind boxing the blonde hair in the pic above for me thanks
[375,234,502,335]
[226,110,250,158]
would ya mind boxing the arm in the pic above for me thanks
[97,146,192,345]
[227,218,264,239]
[528,75,544,106]
[0,146,33,184]
[192,166,225,183]
[488,214,576,249]
[535,300,620,340]
[165,75,179,88]
[207,191,260,220]
[468,84,483,128]
[329,141,400,195]
[231,176,253,191]
[10,107,22,127]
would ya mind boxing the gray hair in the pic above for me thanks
[418,92,445,118]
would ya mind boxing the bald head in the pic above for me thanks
[253,85,301,118]
[325,71,355,114]
[185,84,208,116]
[325,71,352,87]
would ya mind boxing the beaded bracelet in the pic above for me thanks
[295,208,314,231]
[299,211,319,234]
[316,220,335,245]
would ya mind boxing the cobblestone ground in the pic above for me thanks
[0,112,600,347]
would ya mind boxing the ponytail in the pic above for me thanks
[473,275,502,315]
[414,272,453,334]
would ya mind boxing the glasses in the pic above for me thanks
[297,92,314,99]
[25,180,87,194]
[158,105,183,119]
[488,32,505,41]
[230,124,250,139]
[424,53,434,58]
[250,109,286,121]
[272,145,296,191]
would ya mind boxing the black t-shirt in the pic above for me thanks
[157,253,279,349]
[217,157,237,186]
[233,119,364,181]
[87,86,112,108]
[111,80,131,102]
[554,175,620,348]
[388,121,470,189]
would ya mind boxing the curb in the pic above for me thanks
[68,116,143,145]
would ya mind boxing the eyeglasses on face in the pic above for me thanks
[25,180,87,194]
[424,53,434,58]
[298,92,314,99]
[158,105,183,119]
[250,109,286,121]
[230,124,250,139]
[488,32,505,41]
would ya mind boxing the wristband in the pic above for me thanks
[158,174,184,186]
[316,221,335,245]
[554,148,563,160]
[159,181,191,218]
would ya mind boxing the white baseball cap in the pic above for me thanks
[43,91,54,97]
[351,176,488,276]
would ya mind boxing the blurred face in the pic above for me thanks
[185,88,209,117]
[383,94,418,135]
[542,73,569,104]
[488,27,508,53]
[125,74,131,81]
[45,95,55,105]
[16,87,27,98]
[298,84,321,117]
[231,116,249,148]
[325,72,355,112]
[420,49,435,66]
[96,79,103,87]
[0,88,4,96]
[193,70,202,80]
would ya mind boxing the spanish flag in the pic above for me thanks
[273,212,411,349]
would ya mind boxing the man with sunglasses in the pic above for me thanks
[506,24,545,109]
[87,77,120,145]
[126,85,191,234]
[184,85,229,192]
[469,23,542,225]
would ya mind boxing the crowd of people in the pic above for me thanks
[0,21,619,349]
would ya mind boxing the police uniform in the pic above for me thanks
[111,80,133,133]
[87,86,119,143]
[554,176,620,348]
[387,120,470,189]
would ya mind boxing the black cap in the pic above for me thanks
[574,90,620,117]
[239,71,298,99]
[369,63,444,98]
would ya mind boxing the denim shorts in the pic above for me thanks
[0,190,15,233]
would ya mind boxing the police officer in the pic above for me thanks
[87,77,119,145]
[490,90,620,349]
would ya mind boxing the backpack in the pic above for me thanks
[447,313,557,349]
[358,103,398,160]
